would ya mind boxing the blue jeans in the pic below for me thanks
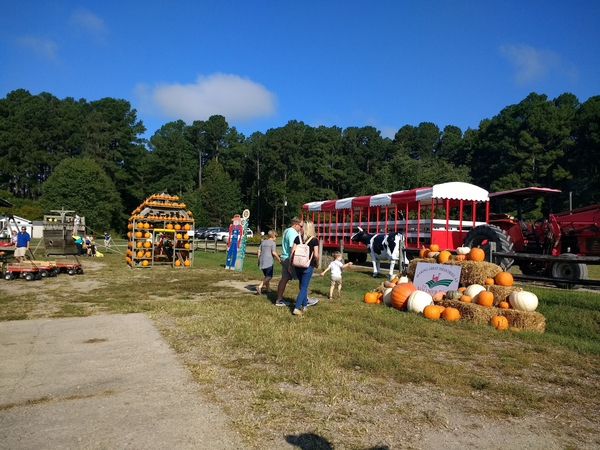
[294,265,314,310]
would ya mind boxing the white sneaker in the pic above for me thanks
[307,298,319,307]
[275,300,290,307]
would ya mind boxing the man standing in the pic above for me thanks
[15,226,31,263]
[73,212,81,236]
[274,217,303,306]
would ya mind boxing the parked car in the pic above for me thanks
[220,228,254,243]
[194,227,210,239]
[206,227,228,240]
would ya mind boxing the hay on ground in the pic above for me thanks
[439,299,546,332]
[486,285,517,305]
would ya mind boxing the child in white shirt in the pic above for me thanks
[320,251,353,299]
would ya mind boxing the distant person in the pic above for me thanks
[15,227,31,263]
[104,231,111,248]
[274,217,303,307]
[11,230,18,245]
[321,251,353,299]
[72,212,81,236]
[289,220,320,316]
[87,236,97,257]
[256,230,280,295]
[73,235,84,256]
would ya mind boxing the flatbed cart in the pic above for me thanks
[27,260,59,277]
[3,262,41,281]
[55,258,84,275]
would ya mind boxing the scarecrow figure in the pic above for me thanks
[225,214,243,269]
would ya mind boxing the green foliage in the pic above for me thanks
[200,159,242,226]
[40,157,122,232]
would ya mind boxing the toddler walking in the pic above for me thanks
[321,251,353,299]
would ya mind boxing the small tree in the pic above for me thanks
[40,157,122,232]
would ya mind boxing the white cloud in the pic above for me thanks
[70,8,108,40]
[17,36,59,62]
[136,73,278,122]
[499,44,578,85]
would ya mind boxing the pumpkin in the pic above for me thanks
[144,232,151,239]
[364,292,380,304]
[498,301,510,309]
[382,288,394,307]
[183,260,191,267]
[491,315,509,330]
[423,304,441,319]
[429,244,440,252]
[456,246,470,255]
[460,295,472,303]
[166,223,174,230]
[142,260,149,266]
[184,243,191,249]
[136,242,143,248]
[143,222,150,229]
[458,286,467,292]
[174,223,182,230]
[509,289,538,312]
[476,290,494,307]
[390,277,399,284]
[484,277,495,285]
[495,271,514,287]
[406,290,434,313]
[184,224,191,231]
[454,254,467,261]
[436,305,446,314]
[174,260,181,266]
[136,250,144,258]
[419,247,430,258]
[442,307,460,321]
[383,280,396,289]
[469,247,485,262]
[143,241,151,249]
[438,250,452,263]
[464,284,485,299]
[432,291,445,302]
[145,251,152,258]
[135,231,143,238]
[427,251,440,259]
[390,283,417,310]
[445,290,462,300]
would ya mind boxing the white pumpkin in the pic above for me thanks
[406,290,433,314]
[509,289,538,311]
[464,284,486,299]
[456,246,471,255]
[427,251,440,259]
[383,288,393,307]
[398,276,410,284]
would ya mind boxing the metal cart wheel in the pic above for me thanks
[40,270,49,278]
[68,268,75,276]
[25,272,35,281]
[76,268,84,275]
[4,272,14,281]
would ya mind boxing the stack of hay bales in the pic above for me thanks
[407,258,546,332]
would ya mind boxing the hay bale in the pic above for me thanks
[407,259,502,286]
[439,299,546,332]
[487,285,517,305]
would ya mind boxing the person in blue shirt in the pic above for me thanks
[15,227,31,263]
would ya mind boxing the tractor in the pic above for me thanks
[462,187,600,288]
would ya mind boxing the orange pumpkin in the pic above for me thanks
[174,260,181,266]
[495,271,514,287]
[429,243,440,252]
[183,260,191,267]
[454,254,467,261]
[174,223,182,230]
[432,291,445,302]
[498,301,510,309]
[419,247,430,258]
[436,305,446,314]
[442,307,460,322]
[437,250,452,263]
[460,295,472,303]
[484,277,495,285]
[364,292,380,304]
[135,231,143,238]
[476,290,494,307]
[491,315,509,330]
[469,247,485,262]
[423,305,441,319]
[390,282,417,310]
[458,286,467,293]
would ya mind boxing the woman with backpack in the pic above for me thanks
[289,220,319,317]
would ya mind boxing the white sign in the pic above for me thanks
[413,262,462,295]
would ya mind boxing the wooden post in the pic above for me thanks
[488,242,496,263]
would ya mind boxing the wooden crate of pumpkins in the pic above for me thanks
[364,245,545,332]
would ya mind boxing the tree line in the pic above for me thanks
[0,88,598,234]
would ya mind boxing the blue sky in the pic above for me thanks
[1,1,599,141]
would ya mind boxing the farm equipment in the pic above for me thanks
[4,262,41,281]
[55,260,84,275]
[464,187,600,288]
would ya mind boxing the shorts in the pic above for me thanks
[280,259,298,280]
[330,276,342,287]
[14,247,27,258]
[261,266,274,278]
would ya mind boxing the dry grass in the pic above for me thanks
[1,246,600,449]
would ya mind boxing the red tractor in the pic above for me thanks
[462,187,600,288]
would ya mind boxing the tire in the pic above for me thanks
[40,270,49,278]
[68,268,75,276]
[347,252,358,263]
[4,272,13,281]
[76,268,84,275]
[357,253,368,264]
[463,224,514,270]
[25,272,34,281]
[519,261,550,277]
[551,253,588,289]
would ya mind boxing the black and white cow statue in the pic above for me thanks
[351,227,408,278]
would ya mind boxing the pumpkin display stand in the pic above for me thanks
[125,193,194,268]
[407,258,546,332]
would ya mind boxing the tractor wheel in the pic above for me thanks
[519,261,550,277]
[357,253,368,264]
[4,272,14,281]
[347,252,358,263]
[463,224,514,270]
[25,272,34,281]
[551,253,588,289]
